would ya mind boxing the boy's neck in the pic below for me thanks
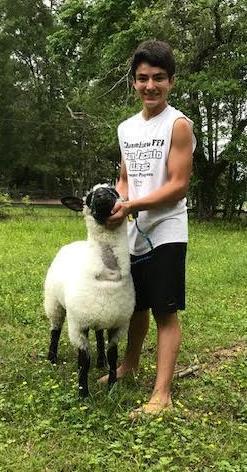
[142,101,169,121]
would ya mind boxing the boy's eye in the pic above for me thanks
[154,75,168,81]
[136,75,168,82]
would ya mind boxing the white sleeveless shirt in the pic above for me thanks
[118,105,196,255]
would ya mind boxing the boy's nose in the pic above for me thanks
[146,78,155,90]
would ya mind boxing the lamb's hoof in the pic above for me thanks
[96,356,107,369]
[79,387,89,399]
[48,353,57,364]
[108,379,117,391]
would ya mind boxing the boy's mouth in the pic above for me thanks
[144,94,159,99]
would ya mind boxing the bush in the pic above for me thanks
[0,192,12,218]
[21,195,36,216]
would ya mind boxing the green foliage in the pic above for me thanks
[0,192,12,205]
[39,0,247,216]
[0,192,12,218]
[21,195,37,216]
[0,208,246,470]
[21,195,31,205]
[0,0,246,217]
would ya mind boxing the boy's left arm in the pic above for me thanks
[107,118,193,226]
[163,117,193,202]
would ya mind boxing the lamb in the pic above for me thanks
[44,184,135,397]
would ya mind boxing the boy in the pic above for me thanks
[100,40,196,416]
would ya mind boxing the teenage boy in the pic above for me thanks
[100,40,196,416]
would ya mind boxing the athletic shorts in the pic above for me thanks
[130,243,187,317]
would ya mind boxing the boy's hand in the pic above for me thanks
[106,202,130,229]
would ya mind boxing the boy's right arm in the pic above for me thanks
[116,159,128,201]
[105,160,129,229]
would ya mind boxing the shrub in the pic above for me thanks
[0,192,12,218]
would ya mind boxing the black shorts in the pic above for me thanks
[130,243,187,317]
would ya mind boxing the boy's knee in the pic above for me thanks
[154,311,179,327]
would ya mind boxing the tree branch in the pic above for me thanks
[190,0,224,73]
[66,105,111,129]
[214,117,247,177]
[213,0,223,43]
[96,68,131,99]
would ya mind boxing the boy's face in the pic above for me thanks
[133,62,174,110]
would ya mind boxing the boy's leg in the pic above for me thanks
[130,311,181,416]
[136,243,184,413]
[98,309,149,383]
[145,311,181,410]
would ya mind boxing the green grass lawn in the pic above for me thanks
[0,208,246,471]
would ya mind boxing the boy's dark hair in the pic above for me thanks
[131,40,175,81]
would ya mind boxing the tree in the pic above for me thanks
[50,0,246,217]
[0,0,71,194]
[0,0,246,214]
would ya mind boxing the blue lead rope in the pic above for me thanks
[135,219,154,251]
[130,217,154,266]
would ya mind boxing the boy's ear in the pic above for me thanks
[169,75,175,89]
[61,196,84,212]
[132,79,137,90]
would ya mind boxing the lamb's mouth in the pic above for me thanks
[86,186,120,225]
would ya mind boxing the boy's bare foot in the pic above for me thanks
[129,392,173,419]
[98,363,137,384]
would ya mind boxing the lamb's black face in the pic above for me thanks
[86,186,120,224]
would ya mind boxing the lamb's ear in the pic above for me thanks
[85,191,93,208]
[111,188,120,199]
[61,196,84,212]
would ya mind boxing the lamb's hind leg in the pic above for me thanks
[95,330,107,368]
[47,304,65,364]
[68,322,91,398]
[107,328,119,389]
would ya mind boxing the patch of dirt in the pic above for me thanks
[211,341,247,360]
[174,341,247,379]
[201,340,247,374]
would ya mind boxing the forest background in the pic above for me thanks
[0,0,246,219]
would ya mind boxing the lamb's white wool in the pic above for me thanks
[45,218,135,346]
[44,186,135,395]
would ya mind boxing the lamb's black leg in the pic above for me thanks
[78,338,90,398]
[107,329,118,389]
[95,330,107,368]
[48,328,62,364]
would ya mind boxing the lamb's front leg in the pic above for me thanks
[68,321,91,398]
[78,331,91,398]
[107,328,119,389]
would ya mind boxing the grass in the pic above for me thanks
[0,207,246,471]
